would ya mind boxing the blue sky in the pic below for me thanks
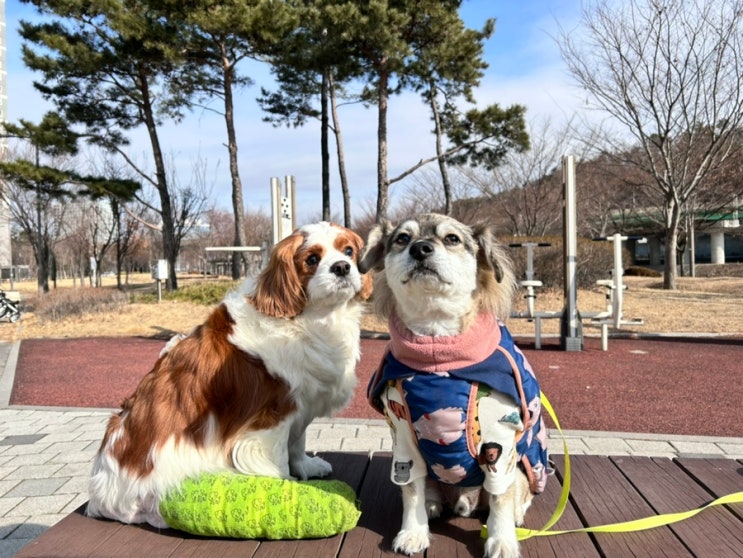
[3,1,590,223]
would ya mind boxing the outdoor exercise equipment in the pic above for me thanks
[509,156,643,351]
[582,234,645,350]
[509,242,552,319]
[560,155,582,351]
[203,176,297,276]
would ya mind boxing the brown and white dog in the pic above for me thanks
[361,214,549,558]
[87,221,372,528]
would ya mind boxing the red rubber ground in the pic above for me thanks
[11,334,742,437]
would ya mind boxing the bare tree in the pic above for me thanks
[466,118,582,236]
[558,0,743,289]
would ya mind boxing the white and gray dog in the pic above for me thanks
[361,213,551,558]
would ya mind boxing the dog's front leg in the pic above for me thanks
[484,487,520,558]
[478,390,525,558]
[381,384,433,554]
[288,426,332,480]
[231,420,293,478]
[393,476,432,555]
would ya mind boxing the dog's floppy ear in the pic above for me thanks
[471,223,506,282]
[472,222,516,319]
[249,232,306,318]
[359,220,395,273]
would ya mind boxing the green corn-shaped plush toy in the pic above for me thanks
[160,472,361,540]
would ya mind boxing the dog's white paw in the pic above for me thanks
[393,527,431,555]
[483,533,520,558]
[291,455,332,480]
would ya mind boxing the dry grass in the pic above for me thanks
[1,273,741,342]
[505,276,743,336]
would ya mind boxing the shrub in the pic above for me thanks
[131,280,239,305]
[31,288,129,323]
[624,266,662,277]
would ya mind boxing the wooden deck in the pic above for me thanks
[16,452,743,557]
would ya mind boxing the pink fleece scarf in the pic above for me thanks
[388,312,502,374]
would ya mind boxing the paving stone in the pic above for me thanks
[307,437,342,452]
[1,443,53,457]
[0,480,20,498]
[626,439,677,456]
[3,464,64,481]
[5,478,68,498]
[0,465,17,480]
[61,493,89,514]
[1,454,51,468]
[6,494,75,517]
[52,462,92,478]
[0,515,25,538]
[582,437,632,455]
[56,476,89,495]
[0,496,23,516]
[341,437,381,452]
[0,537,32,557]
[7,514,66,539]
[0,434,47,446]
[671,440,725,455]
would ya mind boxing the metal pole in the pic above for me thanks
[612,233,625,328]
[560,155,583,351]
[270,177,281,245]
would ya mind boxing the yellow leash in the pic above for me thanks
[483,393,743,540]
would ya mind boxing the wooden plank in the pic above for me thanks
[675,457,743,520]
[87,523,191,558]
[615,456,743,557]
[338,452,413,558]
[552,455,693,557]
[426,514,484,558]
[15,505,125,558]
[519,462,600,557]
[164,538,259,558]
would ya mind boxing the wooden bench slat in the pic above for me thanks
[675,456,743,519]
[15,505,124,558]
[165,538,258,558]
[338,452,409,557]
[519,460,601,557]
[15,453,743,558]
[615,456,743,556]
[426,515,483,558]
[553,455,694,557]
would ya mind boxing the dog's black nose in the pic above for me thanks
[409,240,434,261]
[330,261,351,277]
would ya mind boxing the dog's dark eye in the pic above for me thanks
[344,246,354,257]
[395,233,411,246]
[306,254,320,266]
[444,234,461,246]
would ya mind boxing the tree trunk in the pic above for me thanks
[138,69,179,290]
[429,85,451,215]
[376,70,390,222]
[221,47,247,281]
[321,69,330,221]
[36,240,50,295]
[663,197,681,290]
[329,72,351,228]
[113,199,123,290]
